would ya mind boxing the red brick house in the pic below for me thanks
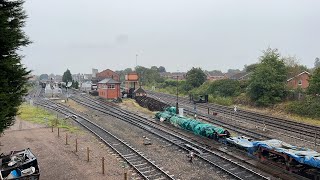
[287,71,310,90]
[96,69,120,81]
[206,71,227,81]
[97,78,121,99]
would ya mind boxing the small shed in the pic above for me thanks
[134,87,147,97]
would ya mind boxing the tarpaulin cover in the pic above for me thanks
[155,107,227,138]
[155,111,173,121]
[169,116,225,137]
[165,107,177,114]
[251,139,320,169]
[226,136,254,149]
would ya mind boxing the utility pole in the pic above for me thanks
[176,75,179,114]
[136,54,138,67]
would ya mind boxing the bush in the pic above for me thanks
[190,82,210,95]
[209,79,241,97]
[208,95,233,106]
[286,96,320,118]
[233,93,252,105]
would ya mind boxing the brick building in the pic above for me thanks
[97,78,121,99]
[287,71,310,90]
[95,69,120,82]
[206,71,227,81]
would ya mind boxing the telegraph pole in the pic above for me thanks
[176,75,179,114]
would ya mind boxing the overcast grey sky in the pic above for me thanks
[22,0,320,75]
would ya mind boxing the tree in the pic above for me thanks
[62,69,72,83]
[158,66,166,73]
[283,56,308,79]
[227,69,241,76]
[314,57,320,68]
[73,81,79,89]
[244,63,259,72]
[150,66,158,71]
[39,74,49,80]
[247,48,287,106]
[186,67,207,88]
[307,67,320,95]
[135,66,164,85]
[0,0,31,133]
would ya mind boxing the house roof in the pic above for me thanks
[287,71,311,82]
[230,72,250,80]
[206,71,224,77]
[134,87,146,94]
[97,78,120,84]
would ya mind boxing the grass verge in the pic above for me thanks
[18,103,79,133]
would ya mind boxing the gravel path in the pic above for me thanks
[0,118,127,180]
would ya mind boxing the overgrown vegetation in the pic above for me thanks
[130,48,320,120]
[18,103,79,132]
[286,96,320,119]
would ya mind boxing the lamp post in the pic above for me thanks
[176,74,179,114]
[136,54,138,67]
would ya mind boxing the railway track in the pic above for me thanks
[69,94,271,180]
[147,91,320,143]
[35,100,175,180]
[140,94,271,140]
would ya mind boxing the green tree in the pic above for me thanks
[158,66,166,73]
[135,66,163,85]
[209,79,241,97]
[186,67,207,88]
[39,74,49,80]
[307,67,320,95]
[62,69,72,83]
[150,66,158,71]
[73,81,79,89]
[247,48,287,106]
[244,63,259,72]
[283,56,308,79]
[314,57,320,68]
[0,0,31,133]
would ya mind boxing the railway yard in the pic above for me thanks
[15,86,318,180]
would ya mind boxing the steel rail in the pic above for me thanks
[70,95,270,180]
[148,91,319,142]
[35,101,174,180]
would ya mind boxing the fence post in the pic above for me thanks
[75,139,78,152]
[58,127,60,137]
[124,171,128,180]
[65,133,68,145]
[207,107,209,114]
[87,147,90,162]
[102,157,105,174]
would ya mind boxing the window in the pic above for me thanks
[101,84,107,89]
[107,84,115,89]
[298,80,302,86]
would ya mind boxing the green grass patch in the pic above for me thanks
[18,103,79,133]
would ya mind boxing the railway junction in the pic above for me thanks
[22,85,319,180]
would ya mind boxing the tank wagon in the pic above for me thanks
[155,107,230,140]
